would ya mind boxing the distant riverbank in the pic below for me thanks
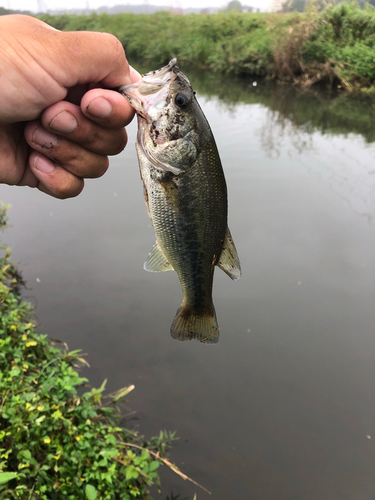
[41,3,375,92]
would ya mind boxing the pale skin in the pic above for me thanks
[0,15,141,198]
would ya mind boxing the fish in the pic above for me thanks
[119,59,241,344]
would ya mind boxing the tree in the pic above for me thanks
[225,0,242,12]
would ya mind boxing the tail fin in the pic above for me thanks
[170,303,219,344]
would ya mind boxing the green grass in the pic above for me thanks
[39,3,375,91]
[0,205,176,500]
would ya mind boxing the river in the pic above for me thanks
[1,73,375,499]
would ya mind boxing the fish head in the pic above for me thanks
[119,59,205,175]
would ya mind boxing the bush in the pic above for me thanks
[0,205,176,500]
[38,5,375,91]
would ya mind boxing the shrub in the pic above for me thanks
[0,205,176,500]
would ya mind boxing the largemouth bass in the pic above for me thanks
[119,59,241,344]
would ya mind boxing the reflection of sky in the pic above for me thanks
[201,96,375,224]
[1,0,271,13]
[2,87,375,500]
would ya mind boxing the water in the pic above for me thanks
[2,75,375,499]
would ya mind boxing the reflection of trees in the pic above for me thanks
[182,67,375,222]
[184,67,375,145]
[260,108,314,159]
[133,63,375,221]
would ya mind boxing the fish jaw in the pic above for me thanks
[119,59,178,119]
[121,59,199,176]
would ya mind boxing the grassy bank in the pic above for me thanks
[0,206,176,499]
[40,3,375,92]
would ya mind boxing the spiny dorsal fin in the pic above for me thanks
[217,227,241,281]
[144,242,174,272]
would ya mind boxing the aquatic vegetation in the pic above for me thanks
[39,3,375,92]
[0,205,177,499]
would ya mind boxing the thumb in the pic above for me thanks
[57,30,131,89]
[7,15,131,90]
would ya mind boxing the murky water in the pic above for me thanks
[2,74,375,499]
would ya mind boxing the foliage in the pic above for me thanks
[0,204,9,230]
[223,1,242,13]
[38,4,375,91]
[0,205,176,499]
[283,0,373,12]
[40,12,275,76]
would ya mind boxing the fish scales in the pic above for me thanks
[120,59,241,344]
[142,143,227,312]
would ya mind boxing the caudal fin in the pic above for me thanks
[170,303,219,344]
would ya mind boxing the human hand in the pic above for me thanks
[0,15,140,198]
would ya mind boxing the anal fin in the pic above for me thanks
[144,242,174,272]
[217,227,241,280]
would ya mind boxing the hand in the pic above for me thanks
[0,15,140,198]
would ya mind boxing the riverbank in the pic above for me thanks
[0,206,175,499]
[40,3,375,92]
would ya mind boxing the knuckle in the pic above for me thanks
[84,129,103,151]
[83,156,109,179]
[105,33,125,58]
[56,181,83,199]
[53,175,84,199]
[93,156,109,179]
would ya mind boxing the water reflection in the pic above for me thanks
[1,70,375,500]
[183,67,375,143]
[260,108,314,159]
[170,67,375,224]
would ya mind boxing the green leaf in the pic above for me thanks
[20,450,31,461]
[149,461,160,472]
[85,484,98,500]
[112,384,135,402]
[0,472,18,485]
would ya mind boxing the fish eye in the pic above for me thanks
[174,92,191,109]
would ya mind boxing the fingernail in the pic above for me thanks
[130,65,142,82]
[49,111,78,133]
[86,97,112,118]
[33,127,58,149]
[33,154,55,174]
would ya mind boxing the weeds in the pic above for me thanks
[0,204,177,499]
[40,4,375,92]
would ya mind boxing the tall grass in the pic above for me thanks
[40,3,375,91]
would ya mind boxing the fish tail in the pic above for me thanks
[170,302,219,344]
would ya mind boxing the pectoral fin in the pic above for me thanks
[144,242,174,272]
[217,228,241,281]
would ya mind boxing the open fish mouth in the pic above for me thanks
[119,59,178,117]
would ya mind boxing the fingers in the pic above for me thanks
[80,88,136,129]
[58,30,131,89]
[43,95,130,154]
[23,86,137,199]
[29,152,85,199]
[24,119,109,199]
[0,16,134,123]
[9,16,131,89]
[0,123,29,185]
[26,123,110,178]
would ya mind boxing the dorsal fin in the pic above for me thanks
[217,228,241,280]
[144,242,174,272]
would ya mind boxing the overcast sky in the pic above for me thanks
[1,0,271,14]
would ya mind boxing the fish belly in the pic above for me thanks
[139,144,227,343]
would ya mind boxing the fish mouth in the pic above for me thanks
[119,59,187,176]
[119,59,178,117]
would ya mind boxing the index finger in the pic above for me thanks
[80,66,142,128]
[80,88,135,129]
